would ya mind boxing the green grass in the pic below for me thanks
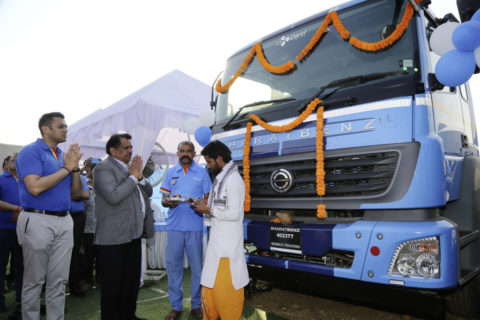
[2,269,285,320]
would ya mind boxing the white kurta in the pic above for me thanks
[200,171,249,290]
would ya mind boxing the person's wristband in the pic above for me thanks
[71,168,80,173]
[62,166,71,174]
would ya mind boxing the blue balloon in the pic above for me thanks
[435,49,476,87]
[472,9,480,22]
[194,126,212,147]
[452,21,480,51]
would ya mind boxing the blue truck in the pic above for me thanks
[210,0,480,317]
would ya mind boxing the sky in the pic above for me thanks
[0,0,478,147]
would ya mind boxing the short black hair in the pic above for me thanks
[2,156,10,170]
[106,133,132,155]
[201,140,232,163]
[38,112,65,135]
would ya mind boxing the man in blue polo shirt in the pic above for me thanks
[0,153,23,317]
[16,112,83,320]
[160,141,212,320]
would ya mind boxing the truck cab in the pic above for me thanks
[211,0,480,316]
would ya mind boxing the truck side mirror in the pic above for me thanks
[428,73,445,91]
[457,0,480,22]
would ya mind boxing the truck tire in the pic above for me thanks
[445,274,480,317]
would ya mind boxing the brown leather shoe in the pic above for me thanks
[191,308,203,319]
[164,309,181,320]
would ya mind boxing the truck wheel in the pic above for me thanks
[445,274,480,318]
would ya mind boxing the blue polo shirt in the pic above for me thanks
[160,161,212,231]
[16,138,72,211]
[70,175,88,213]
[0,171,20,229]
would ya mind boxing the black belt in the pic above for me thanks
[24,208,69,217]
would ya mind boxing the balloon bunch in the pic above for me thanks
[430,10,480,87]
[184,109,214,147]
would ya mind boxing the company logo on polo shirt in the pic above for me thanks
[193,177,202,181]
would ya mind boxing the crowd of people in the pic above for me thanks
[0,112,248,320]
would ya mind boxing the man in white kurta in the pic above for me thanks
[192,141,249,320]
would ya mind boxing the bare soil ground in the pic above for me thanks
[246,287,476,320]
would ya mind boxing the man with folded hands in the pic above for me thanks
[15,112,83,320]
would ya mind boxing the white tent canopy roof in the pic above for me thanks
[61,69,213,165]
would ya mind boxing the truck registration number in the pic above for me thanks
[270,225,302,254]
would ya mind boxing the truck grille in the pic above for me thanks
[239,151,399,197]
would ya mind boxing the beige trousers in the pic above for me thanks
[16,211,73,320]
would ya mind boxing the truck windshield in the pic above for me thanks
[215,0,418,125]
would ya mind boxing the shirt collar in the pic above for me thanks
[112,157,129,171]
[173,160,198,174]
[36,138,60,152]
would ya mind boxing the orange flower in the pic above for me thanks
[243,122,253,212]
[253,43,295,74]
[243,98,326,217]
[316,106,325,196]
[330,12,350,40]
[249,98,322,132]
[218,0,419,92]
[317,204,326,219]
[348,1,416,51]
[297,13,332,61]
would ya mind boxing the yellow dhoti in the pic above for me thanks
[201,258,245,320]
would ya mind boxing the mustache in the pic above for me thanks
[181,156,192,161]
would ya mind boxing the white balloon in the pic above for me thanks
[430,22,459,56]
[198,109,215,127]
[475,46,480,69]
[184,117,200,134]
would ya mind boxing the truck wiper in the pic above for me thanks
[296,70,408,113]
[223,98,295,130]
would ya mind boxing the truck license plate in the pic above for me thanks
[270,225,302,254]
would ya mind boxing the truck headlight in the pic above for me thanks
[388,237,440,279]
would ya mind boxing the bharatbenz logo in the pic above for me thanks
[270,169,294,193]
[225,118,376,151]
[276,29,307,47]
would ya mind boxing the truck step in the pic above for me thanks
[458,229,480,249]
[459,267,480,286]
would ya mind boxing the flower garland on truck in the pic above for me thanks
[217,0,421,218]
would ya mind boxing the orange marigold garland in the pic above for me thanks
[348,1,416,51]
[316,106,326,219]
[243,122,253,212]
[216,46,256,93]
[253,42,295,74]
[249,98,322,132]
[317,204,326,219]
[330,12,350,40]
[243,99,326,217]
[296,13,332,61]
[217,0,420,93]
[316,106,325,196]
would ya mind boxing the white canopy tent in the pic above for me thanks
[61,70,214,166]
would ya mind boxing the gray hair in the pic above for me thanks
[177,141,195,151]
